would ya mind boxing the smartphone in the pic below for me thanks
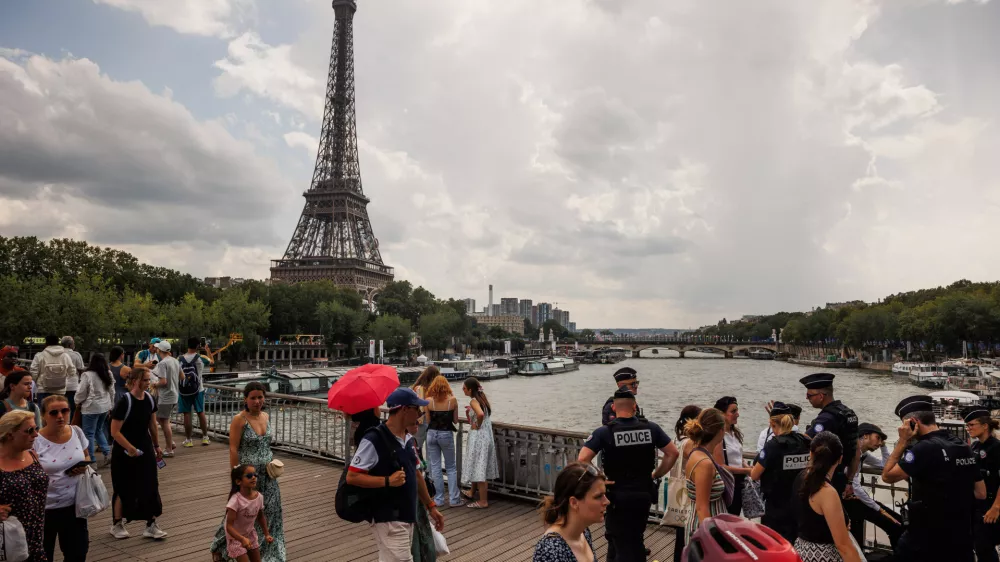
[64,460,95,474]
[909,420,917,431]
[156,458,166,470]
[200,337,207,347]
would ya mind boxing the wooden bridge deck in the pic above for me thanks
[56,441,678,561]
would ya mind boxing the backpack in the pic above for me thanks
[39,354,72,391]
[178,355,201,396]
[121,391,154,422]
[336,424,402,523]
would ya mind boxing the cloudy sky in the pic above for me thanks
[1,0,998,329]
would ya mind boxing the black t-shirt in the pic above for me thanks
[899,429,982,533]
[111,391,156,452]
[973,435,1000,504]
[584,416,671,453]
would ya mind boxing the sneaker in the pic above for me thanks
[100,454,112,469]
[162,450,175,458]
[182,439,194,448]
[143,522,168,540]
[201,436,211,446]
[110,521,130,539]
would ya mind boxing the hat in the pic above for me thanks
[894,395,933,419]
[386,387,429,409]
[787,403,803,418]
[613,388,636,401]
[800,373,835,389]
[154,340,171,352]
[0,346,17,360]
[714,396,738,412]
[858,422,887,440]
[770,402,792,416]
[613,367,638,383]
[963,408,991,424]
[150,338,161,345]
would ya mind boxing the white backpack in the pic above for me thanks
[40,357,72,391]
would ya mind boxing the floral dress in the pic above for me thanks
[533,529,595,561]
[211,415,286,561]
[0,453,49,561]
[462,404,498,483]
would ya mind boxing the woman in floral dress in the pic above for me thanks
[211,382,286,561]
[461,377,498,509]
[0,410,49,562]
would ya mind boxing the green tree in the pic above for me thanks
[578,328,596,341]
[167,292,209,340]
[209,289,270,370]
[317,301,369,357]
[368,315,412,357]
[419,310,463,353]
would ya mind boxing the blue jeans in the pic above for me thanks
[81,412,111,459]
[425,429,460,506]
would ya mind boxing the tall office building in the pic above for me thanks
[537,302,552,324]
[518,299,533,319]
[462,298,476,315]
[500,298,519,316]
[530,305,539,326]
[488,285,494,317]
[561,310,570,327]
[490,304,501,316]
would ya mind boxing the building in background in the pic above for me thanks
[488,284,494,316]
[501,298,519,316]
[568,322,577,333]
[518,299,532,319]
[490,304,501,316]
[560,310,570,327]
[204,277,247,289]
[530,305,539,326]
[474,315,525,335]
[537,302,552,324]
[463,298,476,315]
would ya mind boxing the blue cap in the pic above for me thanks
[386,387,429,409]
[150,338,161,344]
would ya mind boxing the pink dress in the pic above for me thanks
[226,491,265,558]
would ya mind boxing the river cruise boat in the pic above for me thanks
[907,364,949,388]
[431,359,509,381]
[517,357,580,376]
[749,349,775,360]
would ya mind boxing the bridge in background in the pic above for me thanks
[578,338,781,358]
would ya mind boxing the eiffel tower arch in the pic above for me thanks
[270,0,393,303]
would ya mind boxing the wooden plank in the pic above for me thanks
[54,440,675,561]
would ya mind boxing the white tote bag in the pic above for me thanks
[660,438,691,528]
[432,529,450,555]
[0,515,30,562]
[75,466,111,518]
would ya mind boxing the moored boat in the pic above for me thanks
[517,357,580,376]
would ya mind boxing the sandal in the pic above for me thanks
[466,502,488,509]
[460,491,476,502]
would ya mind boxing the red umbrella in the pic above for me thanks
[327,364,400,415]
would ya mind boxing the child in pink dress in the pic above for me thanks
[225,465,274,562]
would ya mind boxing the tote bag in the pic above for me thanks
[660,438,691,527]
[741,478,765,519]
[75,465,111,518]
[0,515,30,562]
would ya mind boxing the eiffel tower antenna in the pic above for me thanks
[270,0,393,302]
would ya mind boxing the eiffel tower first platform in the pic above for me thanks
[270,0,393,300]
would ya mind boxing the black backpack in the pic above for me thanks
[336,424,402,523]
[178,355,201,396]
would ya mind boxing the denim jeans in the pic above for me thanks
[425,429,460,506]
[81,412,111,459]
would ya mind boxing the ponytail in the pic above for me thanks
[229,464,250,499]
[464,377,491,416]
[976,416,1000,434]
[684,408,726,445]
[799,432,843,500]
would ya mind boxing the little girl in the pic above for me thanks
[225,465,274,562]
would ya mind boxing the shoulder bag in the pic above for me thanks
[660,437,690,527]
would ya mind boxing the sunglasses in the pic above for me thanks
[806,392,824,399]
[23,426,38,436]
[575,463,601,487]
[244,473,258,480]
[47,408,70,417]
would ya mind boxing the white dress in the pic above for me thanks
[462,406,499,483]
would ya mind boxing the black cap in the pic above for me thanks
[613,388,636,401]
[787,403,803,418]
[894,395,933,419]
[613,367,638,383]
[799,373,835,389]
[964,408,991,423]
[858,422,887,440]
[770,402,792,416]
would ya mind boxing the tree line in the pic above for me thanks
[695,280,1000,359]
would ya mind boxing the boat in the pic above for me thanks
[517,357,580,376]
[749,349,775,360]
[432,358,509,381]
[907,364,949,388]
[892,362,920,375]
[930,390,981,424]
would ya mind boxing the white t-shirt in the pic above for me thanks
[152,356,180,404]
[66,350,84,392]
[34,425,89,509]
[722,431,745,470]
[756,425,801,452]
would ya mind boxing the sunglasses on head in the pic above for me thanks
[47,407,70,417]
[575,463,601,487]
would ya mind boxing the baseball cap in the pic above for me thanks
[154,340,171,352]
[150,338,162,345]
[386,387,429,409]
[0,346,17,360]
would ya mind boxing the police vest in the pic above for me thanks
[973,436,1000,504]
[759,433,811,509]
[602,419,656,491]
[601,397,645,425]
[823,401,859,470]
[908,432,978,533]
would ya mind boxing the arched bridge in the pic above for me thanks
[578,338,780,358]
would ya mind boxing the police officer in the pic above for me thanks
[602,367,644,425]
[580,388,679,562]
[748,401,810,543]
[882,395,986,562]
[800,373,859,497]
[965,407,1000,562]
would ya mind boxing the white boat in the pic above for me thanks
[930,390,980,423]
[907,364,948,388]
[892,362,921,375]
[517,357,580,376]
[431,358,509,381]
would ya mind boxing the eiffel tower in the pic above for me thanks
[270,0,393,301]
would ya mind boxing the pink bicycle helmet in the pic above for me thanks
[682,514,802,562]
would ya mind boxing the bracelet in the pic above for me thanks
[384,475,390,488]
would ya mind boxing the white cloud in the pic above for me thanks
[282,131,317,155]
[92,0,254,38]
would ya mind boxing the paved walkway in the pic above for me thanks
[56,441,678,561]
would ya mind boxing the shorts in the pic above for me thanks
[177,391,205,414]
[373,521,414,562]
[156,402,176,420]
[227,528,259,558]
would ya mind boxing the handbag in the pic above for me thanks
[660,438,691,527]
[741,478,765,519]
[432,528,450,555]
[694,446,735,506]
[266,459,284,479]
[0,515,30,562]
[75,465,111,518]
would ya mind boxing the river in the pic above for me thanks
[447,356,916,449]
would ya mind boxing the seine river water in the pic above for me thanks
[446,355,916,449]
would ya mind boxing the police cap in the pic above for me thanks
[787,403,803,418]
[799,373,835,389]
[613,367,638,383]
[613,388,636,401]
[894,395,933,419]
[858,422,887,441]
[770,402,793,416]
[963,407,991,423]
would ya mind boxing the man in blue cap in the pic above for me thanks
[134,338,161,368]
[882,395,984,562]
[347,387,444,561]
[799,372,859,497]
[602,367,644,425]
